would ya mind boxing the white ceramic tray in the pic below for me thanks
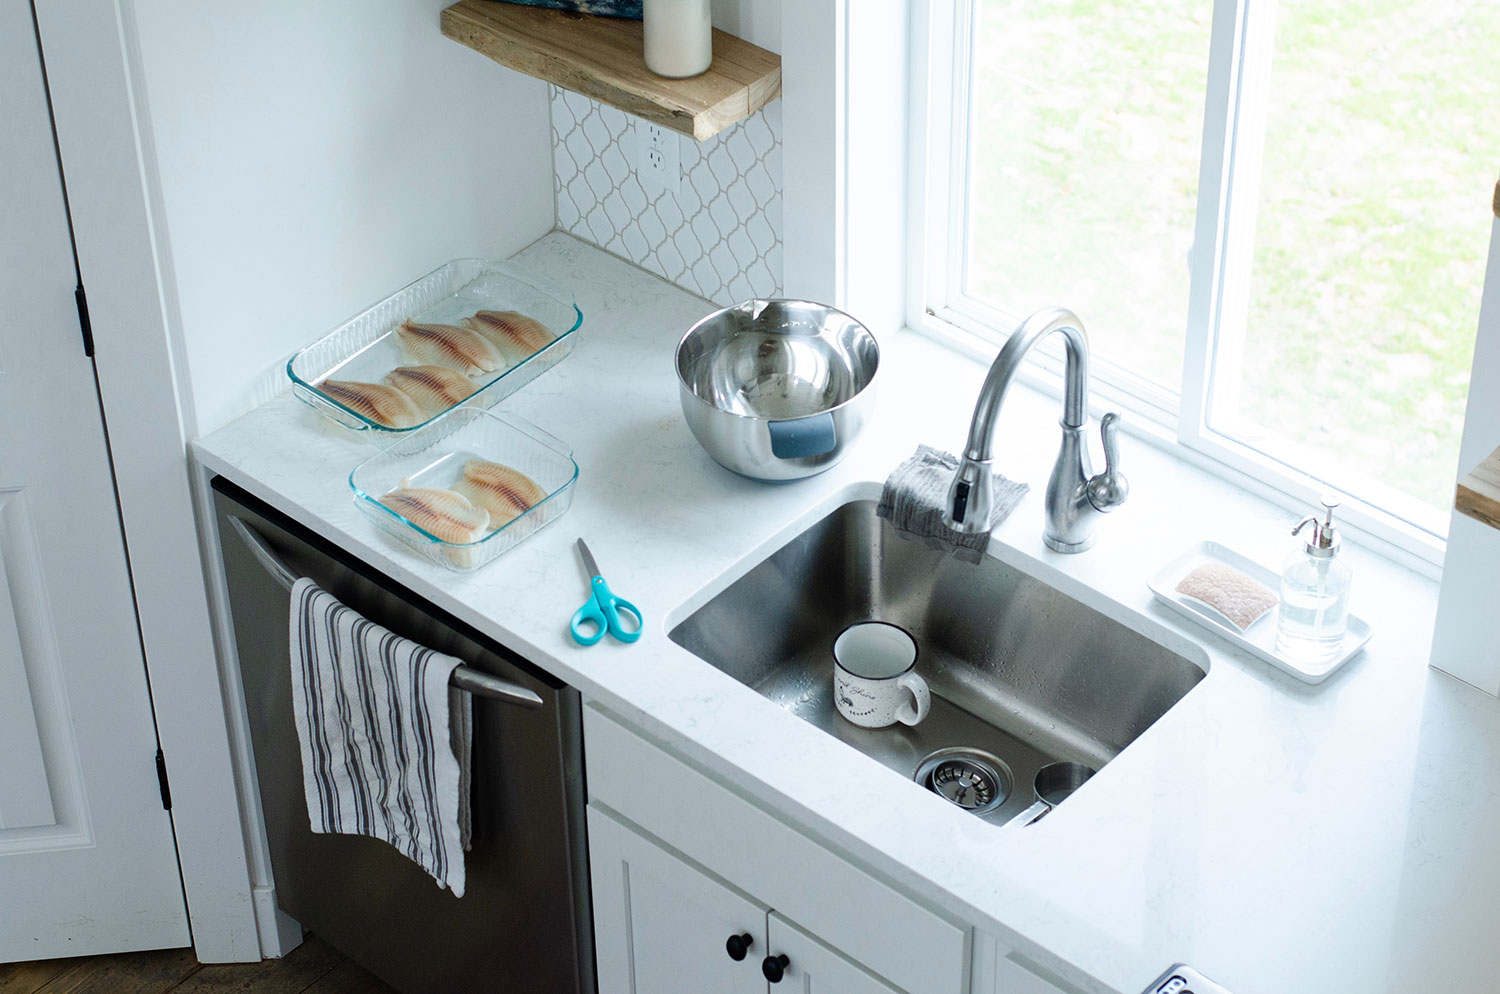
[1147,541,1371,684]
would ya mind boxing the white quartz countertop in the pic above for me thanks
[194,233,1500,994]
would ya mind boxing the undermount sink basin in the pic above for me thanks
[669,499,1209,825]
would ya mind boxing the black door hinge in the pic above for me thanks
[74,283,94,357]
[155,748,172,811]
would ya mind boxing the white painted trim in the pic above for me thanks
[908,0,968,329]
[253,885,304,959]
[781,0,912,340]
[903,1,939,334]
[779,0,845,305]
[841,0,911,338]
[33,1,259,961]
[942,1,975,321]
[189,460,299,957]
[1431,214,1500,694]
[1179,0,1251,440]
[1429,515,1500,695]
[968,928,1000,994]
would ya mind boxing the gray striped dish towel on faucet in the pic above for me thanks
[289,578,473,897]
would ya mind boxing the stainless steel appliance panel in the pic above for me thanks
[212,477,593,994]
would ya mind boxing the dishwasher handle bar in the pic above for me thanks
[228,516,543,710]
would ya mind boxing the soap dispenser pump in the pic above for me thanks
[1275,496,1352,661]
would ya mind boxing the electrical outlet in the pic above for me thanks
[635,120,680,197]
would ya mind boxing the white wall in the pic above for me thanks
[1452,213,1500,477]
[124,0,557,437]
[1431,212,1500,694]
[711,0,780,51]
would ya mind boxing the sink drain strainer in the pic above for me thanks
[914,748,1012,817]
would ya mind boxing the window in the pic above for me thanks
[917,0,1500,560]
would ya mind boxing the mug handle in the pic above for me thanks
[894,672,931,726]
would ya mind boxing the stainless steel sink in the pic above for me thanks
[669,499,1209,825]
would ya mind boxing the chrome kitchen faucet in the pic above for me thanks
[944,307,1128,553]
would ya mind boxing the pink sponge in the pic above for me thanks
[1175,563,1277,631]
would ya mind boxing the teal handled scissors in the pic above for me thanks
[570,538,643,645]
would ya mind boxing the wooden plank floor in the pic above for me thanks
[0,935,397,994]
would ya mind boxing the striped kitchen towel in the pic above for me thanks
[289,578,473,897]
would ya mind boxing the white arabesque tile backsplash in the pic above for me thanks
[549,86,783,306]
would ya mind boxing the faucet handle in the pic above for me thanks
[1086,412,1128,511]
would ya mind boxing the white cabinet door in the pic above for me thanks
[763,912,905,994]
[585,707,969,994]
[589,807,769,994]
[0,0,188,962]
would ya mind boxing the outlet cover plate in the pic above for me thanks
[635,119,680,197]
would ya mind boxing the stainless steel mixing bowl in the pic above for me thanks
[675,299,879,480]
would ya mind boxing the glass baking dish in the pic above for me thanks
[349,408,579,570]
[289,259,583,434]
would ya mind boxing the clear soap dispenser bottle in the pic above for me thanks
[1275,496,1352,661]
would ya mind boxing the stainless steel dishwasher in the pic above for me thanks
[211,477,594,994]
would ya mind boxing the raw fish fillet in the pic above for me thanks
[317,379,427,429]
[383,365,481,417]
[396,320,506,377]
[462,310,555,365]
[453,458,548,528]
[377,487,491,545]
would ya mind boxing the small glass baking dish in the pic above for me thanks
[349,408,579,570]
[289,259,583,434]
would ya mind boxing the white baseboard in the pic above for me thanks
[253,883,303,959]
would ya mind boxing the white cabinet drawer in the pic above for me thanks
[584,704,968,994]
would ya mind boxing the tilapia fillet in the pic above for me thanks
[316,379,426,429]
[453,458,548,528]
[377,487,491,545]
[396,320,506,377]
[383,365,481,417]
[462,310,555,365]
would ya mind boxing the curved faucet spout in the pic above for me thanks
[943,307,1127,553]
[960,307,1090,463]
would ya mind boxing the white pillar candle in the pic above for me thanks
[643,0,712,79]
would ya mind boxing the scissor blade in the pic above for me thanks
[576,538,602,579]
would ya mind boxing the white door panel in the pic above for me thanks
[0,0,188,960]
[0,494,57,831]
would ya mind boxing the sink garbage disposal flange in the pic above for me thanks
[914,748,1012,816]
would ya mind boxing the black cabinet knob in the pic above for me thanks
[763,953,790,983]
[725,933,754,961]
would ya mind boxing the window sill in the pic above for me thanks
[911,307,1448,578]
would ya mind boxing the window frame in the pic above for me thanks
[906,0,1450,567]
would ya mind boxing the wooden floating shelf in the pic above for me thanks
[441,0,781,141]
[1456,443,1500,531]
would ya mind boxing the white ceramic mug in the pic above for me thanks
[832,622,931,728]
